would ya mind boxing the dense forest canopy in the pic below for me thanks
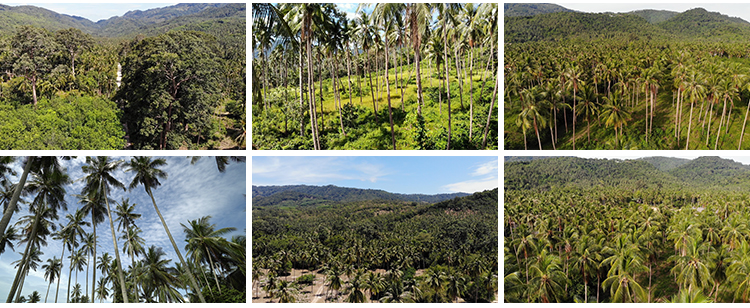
[505,156,750,302]
[253,187,498,303]
[0,3,246,150]
[252,3,498,150]
[505,4,750,150]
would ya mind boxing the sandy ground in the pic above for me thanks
[252,268,497,303]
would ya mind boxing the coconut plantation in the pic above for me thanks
[252,3,498,150]
[0,156,246,303]
[505,156,750,303]
[505,3,750,150]
[252,156,498,303]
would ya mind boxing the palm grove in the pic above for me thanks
[505,7,750,150]
[505,156,750,303]
[252,188,498,303]
[0,5,246,150]
[252,3,498,150]
[0,156,246,303]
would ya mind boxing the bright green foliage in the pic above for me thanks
[0,95,125,149]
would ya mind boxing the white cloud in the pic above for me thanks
[443,176,498,193]
[472,159,499,176]
[254,157,389,185]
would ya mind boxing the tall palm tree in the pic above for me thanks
[68,248,86,303]
[438,4,461,149]
[124,156,206,303]
[27,291,41,303]
[373,3,403,150]
[42,257,62,303]
[140,245,184,303]
[407,3,431,116]
[81,232,95,299]
[181,215,237,293]
[55,207,88,303]
[0,156,33,242]
[95,276,109,303]
[80,156,128,303]
[344,270,367,303]
[7,161,69,303]
[0,225,19,256]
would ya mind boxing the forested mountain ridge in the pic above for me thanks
[505,5,750,43]
[503,3,574,17]
[252,185,471,206]
[0,3,239,38]
[505,156,750,191]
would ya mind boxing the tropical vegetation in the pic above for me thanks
[252,3,498,150]
[505,156,750,302]
[0,156,246,303]
[0,3,246,150]
[505,4,750,150]
[253,185,498,303]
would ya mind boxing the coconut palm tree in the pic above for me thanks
[140,245,184,303]
[42,257,62,302]
[124,156,205,303]
[181,215,237,293]
[80,156,128,303]
[54,207,88,303]
[7,161,69,303]
[68,248,86,303]
[95,276,109,303]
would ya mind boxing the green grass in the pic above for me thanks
[253,58,498,150]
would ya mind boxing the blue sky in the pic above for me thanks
[0,156,246,303]
[12,3,176,22]
[252,156,498,194]
[559,3,750,24]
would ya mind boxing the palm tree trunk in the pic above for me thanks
[299,39,305,137]
[67,262,74,303]
[206,246,222,292]
[307,33,320,150]
[102,185,129,303]
[739,100,750,149]
[0,156,32,240]
[346,47,353,107]
[455,45,464,109]
[8,203,41,303]
[45,281,51,303]
[385,34,396,150]
[398,47,404,112]
[716,96,728,149]
[443,18,452,150]
[146,186,206,303]
[368,53,377,115]
[686,98,695,150]
[318,52,324,132]
[482,68,498,149]
[468,45,475,139]
[330,58,345,136]
[55,244,66,303]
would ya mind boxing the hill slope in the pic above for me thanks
[0,3,244,39]
[504,3,573,17]
[506,156,750,190]
[505,6,750,43]
[252,185,471,206]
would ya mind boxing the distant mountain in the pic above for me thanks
[658,8,750,38]
[252,185,471,206]
[628,9,679,24]
[506,156,750,191]
[668,156,750,184]
[504,3,573,17]
[505,6,750,43]
[0,3,244,39]
[637,156,691,172]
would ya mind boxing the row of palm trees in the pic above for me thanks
[253,3,498,149]
[506,40,750,150]
[0,156,245,303]
[254,261,496,303]
[505,186,750,302]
